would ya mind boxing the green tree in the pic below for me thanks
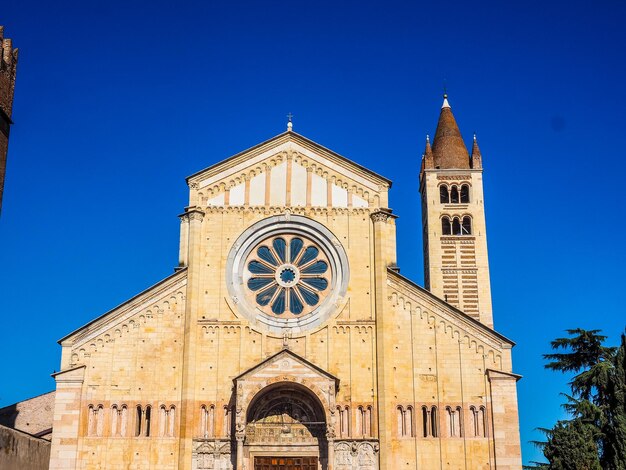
[603,334,626,470]
[544,328,615,403]
[536,419,601,470]
[528,328,626,469]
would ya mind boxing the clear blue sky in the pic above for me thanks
[1,0,625,465]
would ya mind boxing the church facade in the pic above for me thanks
[49,98,522,470]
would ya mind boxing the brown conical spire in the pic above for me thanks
[423,134,434,169]
[471,133,482,169]
[431,95,470,169]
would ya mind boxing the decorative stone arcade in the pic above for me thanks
[191,349,379,470]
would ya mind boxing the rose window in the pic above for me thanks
[245,235,330,317]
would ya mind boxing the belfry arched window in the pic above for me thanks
[460,184,470,203]
[461,216,472,235]
[450,186,459,203]
[440,185,450,203]
[442,217,452,235]
[440,183,471,204]
[452,218,461,235]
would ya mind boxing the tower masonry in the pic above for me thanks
[420,95,493,327]
[0,26,18,214]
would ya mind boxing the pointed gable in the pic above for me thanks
[186,131,391,210]
[234,349,340,424]
[235,348,339,387]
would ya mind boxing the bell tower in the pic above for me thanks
[0,26,18,215]
[420,95,493,327]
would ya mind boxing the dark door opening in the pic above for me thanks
[254,456,318,470]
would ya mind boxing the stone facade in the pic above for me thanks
[49,106,522,469]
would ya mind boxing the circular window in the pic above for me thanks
[246,235,331,317]
[226,215,349,334]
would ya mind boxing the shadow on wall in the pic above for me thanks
[0,391,55,439]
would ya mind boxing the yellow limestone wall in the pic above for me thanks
[49,134,521,470]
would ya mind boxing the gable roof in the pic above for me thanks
[187,130,392,188]
[58,268,188,344]
[387,268,515,346]
[233,348,340,386]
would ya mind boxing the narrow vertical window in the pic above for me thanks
[404,406,415,437]
[111,405,119,436]
[460,184,470,203]
[338,406,350,437]
[442,217,452,235]
[456,406,464,437]
[422,406,429,437]
[440,185,450,203]
[447,407,454,437]
[452,217,461,235]
[168,406,176,437]
[120,405,128,437]
[469,406,477,437]
[397,406,405,436]
[356,406,363,437]
[159,406,167,437]
[96,405,104,437]
[462,216,472,235]
[208,405,215,438]
[87,405,96,436]
[135,406,143,437]
[431,406,438,437]
[223,406,230,437]
[201,406,208,438]
[479,406,487,437]
[366,406,372,437]
[451,186,459,203]
[144,406,152,437]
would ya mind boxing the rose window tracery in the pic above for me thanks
[245,235,330,317]
[226,215,349,334]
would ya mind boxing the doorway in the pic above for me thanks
[254,456,318,470]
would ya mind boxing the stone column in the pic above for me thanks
[487,369,523,470]
[326,426,336,470]
[48,366,86,470]
[178,208,205,469]
[236,435,244,470]
[178,212,190,268]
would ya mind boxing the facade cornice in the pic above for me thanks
[370,208,397,223]
[51,365,85,381]
[486,368,523,382]
[58,268,188,346]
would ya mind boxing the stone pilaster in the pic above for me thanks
[48,366,85,470]
[487,369,522,470]
[178,208,205,469]
[370,209,397,467]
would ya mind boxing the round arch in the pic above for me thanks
[243,381,330,469]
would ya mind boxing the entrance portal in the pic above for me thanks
[245,383,328,469]
[254,456,318,470]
